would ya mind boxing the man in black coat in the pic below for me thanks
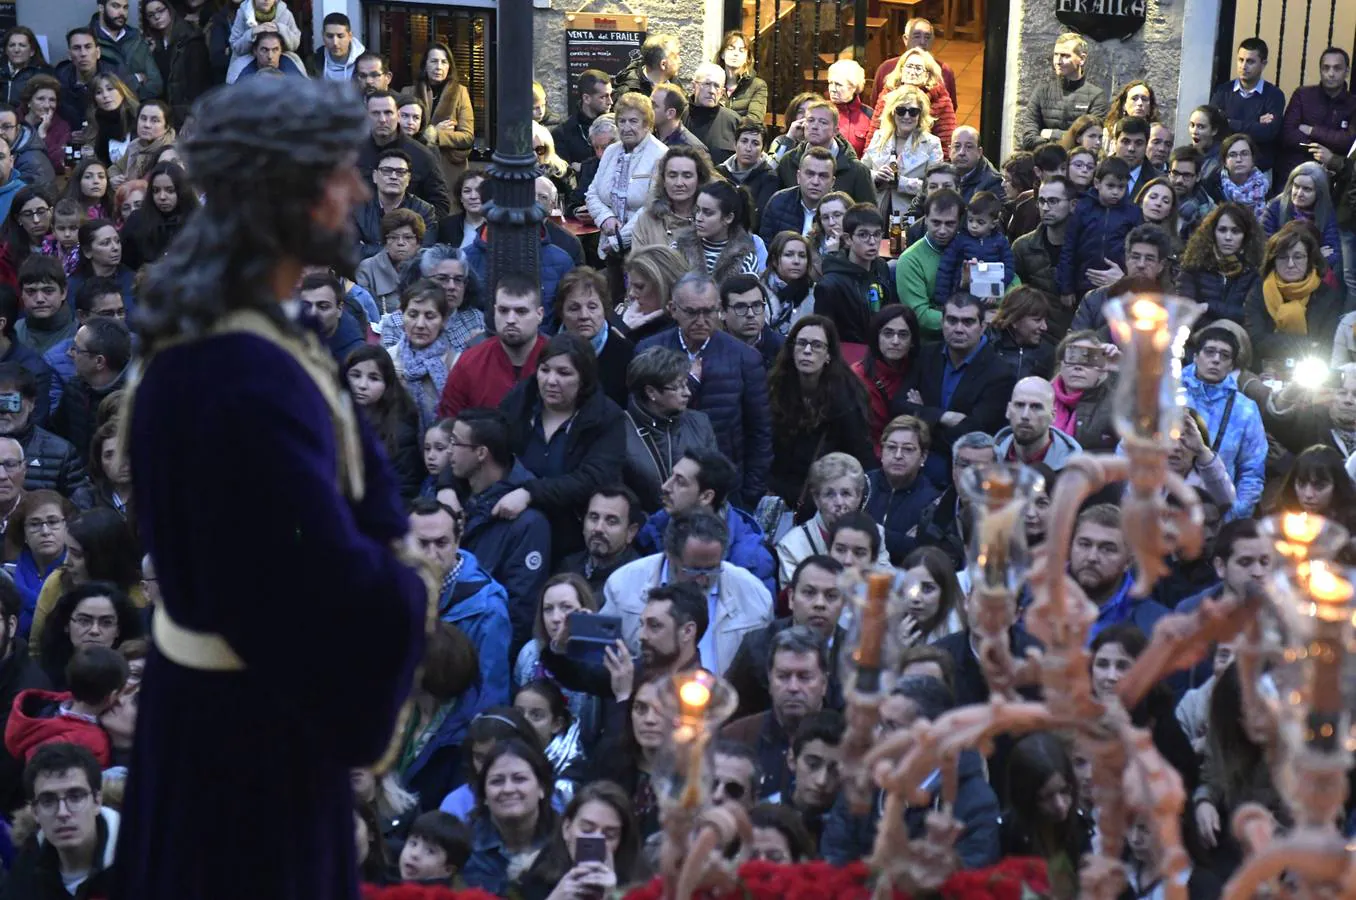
[718,124,782,233]
[357,91,452,216]
[758,147,836,247]
[725,555,846,718]
[891,292,1017,458]
[557,488,643,595]
[553,70,614,167]
[50,319,130,463]
[0,364,88,501]
[0,286,52,427]
[0,579,51,812]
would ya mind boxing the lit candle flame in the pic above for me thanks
[1282,512,1325,545]
[1304,561,1352,605]
[679,679,711,710]
[1130,297,1167,329]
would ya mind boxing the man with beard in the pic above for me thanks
[895,189,963,341]
[442,408,552,654]
[725,555,846,718]
[0,576,51,812]
[0,365,85,500]
[993,377,1080,469]
[1013,176,1074,334]
[91,0,163,101]
[540,582,707,702]
[599,508,772,677]
[1073,503,1169,640]
[720,626,829,800]
[557,487,643,595]
[113,78,428,900]
[633,448,776,595]
[437,276,548,419]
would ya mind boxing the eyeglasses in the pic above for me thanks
[673,305,719,320]
[895,106,922,118]
[387,232,418,244]
[881,442,915,458]
[711,778,747,801]
[1277,252,1309,265]
[448,439,479,450]
[19,206,51,220]
[72,614,118,631]
[24,517,64,532]
[429,273,466,286]
[852,230,884,242]
[727,301,766,317]
[67,344,95,358]
[902,63,927,74]
[794,338,828,353]
[680,563,721,578]
[1198,347,1234,362]
[1036,196,1068,206]
[376,166,410,177]
[33,788,92,817]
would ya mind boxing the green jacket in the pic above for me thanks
[775,135,877,206]
[895,235,945,339]
[91,18,164,101]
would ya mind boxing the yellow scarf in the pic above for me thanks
[1262,270,1320,335]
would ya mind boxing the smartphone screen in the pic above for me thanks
[575,834,607,864]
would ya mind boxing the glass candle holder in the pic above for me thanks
[959,463,1044,594]
[1260,513,1351,569]
[651,669,739,812]
[1103,293,1201,444]
[839,567,913,698]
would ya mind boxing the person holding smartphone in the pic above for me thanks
[517,781,641,900]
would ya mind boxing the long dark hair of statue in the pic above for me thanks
[134,78,371,354]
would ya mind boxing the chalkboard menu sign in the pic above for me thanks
[564,13,648,110]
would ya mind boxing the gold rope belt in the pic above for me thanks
[152,606,247,672]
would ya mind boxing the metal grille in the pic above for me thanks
[364,2,496,148]
[1229,0,1356,95]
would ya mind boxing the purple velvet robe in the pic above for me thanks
[112,330,426,899]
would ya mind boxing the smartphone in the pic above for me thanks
[565,612,622,665]
[575,834,607,864]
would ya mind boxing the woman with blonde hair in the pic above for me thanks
[629,144,714,251]
[614,244,687,343]
[85,73,140,167]
[584,92,668,258]
[861,84,942,216]
[866,47,955,157]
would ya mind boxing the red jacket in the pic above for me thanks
[5,688,112,766]
[436,334,547,420]
[851,355,909,453]
[836,99,874,157]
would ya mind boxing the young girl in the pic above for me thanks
[42,200,83,277]
[513,679,586,807]
[763,231,816,334]
[421,418,455,499]
[342,345,424,501]
[808,191,851,264]
[64,160,114,222]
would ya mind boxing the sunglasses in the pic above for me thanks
[712,778,746,801]
[895,106,922,118]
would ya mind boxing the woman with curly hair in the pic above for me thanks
[37,580,145,689]
[343,344,424,500]
[767,315,874,506]
[629,144,714,251]
[1175,202,1264,328]
[1060,114,1103,154]
[1103,80,1159,136]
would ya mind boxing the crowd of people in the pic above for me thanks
[0,1,1348,897]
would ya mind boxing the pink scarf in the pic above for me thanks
[1051,375,1083,435]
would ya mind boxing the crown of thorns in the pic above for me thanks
[183,78,371,184]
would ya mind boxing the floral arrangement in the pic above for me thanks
[360,857,1050,900]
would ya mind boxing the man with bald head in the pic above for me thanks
[994,376,1081,468]
[949,126,1003,203]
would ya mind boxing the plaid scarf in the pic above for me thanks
[1218,168,1270,221]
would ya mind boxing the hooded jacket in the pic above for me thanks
[718,156,781,231]
[4,688,111,766]
[1055,192,1144,296]
[621,397,718,513]
[91,16,163,101]
[438,550,512,707]
[775,135,877,205]
[674,227,758,287]
[5,806,120,900]
[401,684,486,815]
[459,462,554,655]
[993,424,1082,469]
[1181,363,1266,518]
[635,504,777,596]
[0,173,25,223]
[813,253,900,345]
[306,36,367,81]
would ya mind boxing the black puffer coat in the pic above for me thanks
[17,423,89,501]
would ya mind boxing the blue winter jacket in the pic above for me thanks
[459,462,553,655]
[1181,364,1267,518]
[865,469,942,562]
[464,229,575,329]
[635,505,777,595]
[820,748,1001,869]
[438,549,513,707]
[401,682,488,812]
[1055,193,1143,296]
[933,230,1017,303]
[636,329,772,507]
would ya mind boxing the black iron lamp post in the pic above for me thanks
[485,0,541,296]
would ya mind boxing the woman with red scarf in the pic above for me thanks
[1051,330,1119,452]
[851,304,919,453]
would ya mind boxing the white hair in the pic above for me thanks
[828,59,866,92]
[693,62,725,85]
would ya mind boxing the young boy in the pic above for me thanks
[932,191,1017,303]
[812,202,900,344]
[4,647,128,766]
[1054,155,1144,302]
[398,810,472,885]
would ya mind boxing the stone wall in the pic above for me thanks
[1011,0,1188,140]
[533,0,710,117]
